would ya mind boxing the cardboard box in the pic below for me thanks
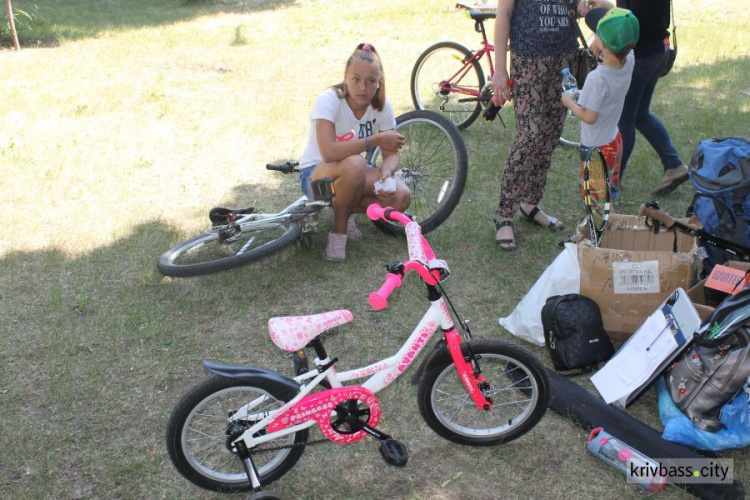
[687,261,750,319]
[578,214,698,341]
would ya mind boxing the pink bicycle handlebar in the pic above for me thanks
[368,273,403,311]
[366,204,412,226]
[367,204,441,310]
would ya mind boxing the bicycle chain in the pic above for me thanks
[250,437,328,454]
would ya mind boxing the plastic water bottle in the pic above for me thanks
[561,68,578,95]
[561,68,578,118]
[587,428,667,492]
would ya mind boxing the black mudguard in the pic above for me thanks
[202,360,300,397]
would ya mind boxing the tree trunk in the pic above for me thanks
[6,0,20,50]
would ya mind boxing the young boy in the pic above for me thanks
[562,7,639,200]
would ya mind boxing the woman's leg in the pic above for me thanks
[495,52,569,238]
[619,50,684,183]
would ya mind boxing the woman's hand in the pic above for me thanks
[375,130,405,153]
[492,68,512,104]
[577,0,590,16]
[586,0,615,10]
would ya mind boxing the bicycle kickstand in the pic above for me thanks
[236,441,282,500]
[360,424,409,467]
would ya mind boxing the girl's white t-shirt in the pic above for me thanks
[299,88,397,169]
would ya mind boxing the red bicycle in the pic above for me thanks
[411,5,587,147]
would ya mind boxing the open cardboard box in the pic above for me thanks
[577,214,699,341]
[687,261,750,319]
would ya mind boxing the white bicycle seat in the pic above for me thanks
[268,309,353,351]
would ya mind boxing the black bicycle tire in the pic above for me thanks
[411,41,485,130]
[417,339,550,446]
[166,375,308,492]
[370,110,468,235]
[157,220,302,277]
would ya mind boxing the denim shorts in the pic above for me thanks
[299,166,316,200]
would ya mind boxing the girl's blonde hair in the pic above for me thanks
[331,43,386,112]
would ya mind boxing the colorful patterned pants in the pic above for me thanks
[495,50,578,223]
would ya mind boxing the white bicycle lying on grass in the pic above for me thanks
[157,110,469,277]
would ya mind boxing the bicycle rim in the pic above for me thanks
[423,346,546,443]
[177,384,300,489]
[582,148,609,245]
[558,114,580,148]
[411,42,485,130]
[368,110,468,234]
[157,221,301,277]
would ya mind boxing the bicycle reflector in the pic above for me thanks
[311,178,335,202]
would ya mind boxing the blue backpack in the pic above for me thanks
[687,137,750,273]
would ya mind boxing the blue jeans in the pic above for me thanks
[618,49,683,181]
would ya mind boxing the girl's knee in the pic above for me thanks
[393,187,411,212]
[340,155,368,176]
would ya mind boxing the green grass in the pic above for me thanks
[1,0,749,498]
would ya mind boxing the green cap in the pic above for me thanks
[595,7,640,53]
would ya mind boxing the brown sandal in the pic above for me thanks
[495,220,516,251]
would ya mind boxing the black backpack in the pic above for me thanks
[542,294,615,372]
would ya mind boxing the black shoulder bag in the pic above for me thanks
[659,0,677,77]
[568,2,597,87]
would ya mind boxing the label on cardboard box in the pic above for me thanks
[705,264,749,295]
[612,260,660,294]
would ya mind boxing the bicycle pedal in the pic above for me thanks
[379,438,408,467]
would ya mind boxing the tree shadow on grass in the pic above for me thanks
[0,0,297,48]
[0,173,423,496]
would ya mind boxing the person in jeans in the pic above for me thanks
[585,0,688,195]
[492,0,588,251]
[298,43,409,261]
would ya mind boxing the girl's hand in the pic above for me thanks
[376,130,405,152]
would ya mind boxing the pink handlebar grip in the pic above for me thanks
[368,273,403,311]
[366,203,412,225]
[366,204,387,222]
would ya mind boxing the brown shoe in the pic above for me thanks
[653,164,689,195]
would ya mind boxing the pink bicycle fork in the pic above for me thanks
[444,328,493,411]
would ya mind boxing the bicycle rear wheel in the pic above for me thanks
[166,376,308,492]
[411,41,485,130]
[368,110,468,235]
[157,219,302,277]
[417,340,550,446]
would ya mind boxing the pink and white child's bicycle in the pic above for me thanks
[166,204,550,499]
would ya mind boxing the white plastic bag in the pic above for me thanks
[498,242,580,346]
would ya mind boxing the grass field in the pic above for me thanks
[1,0,749,498]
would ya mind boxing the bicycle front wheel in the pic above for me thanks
[368,110,468,235]
[417,340,550,446]
[157,220,302,277]
[411,41,485,130]
[166,376,308,492]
